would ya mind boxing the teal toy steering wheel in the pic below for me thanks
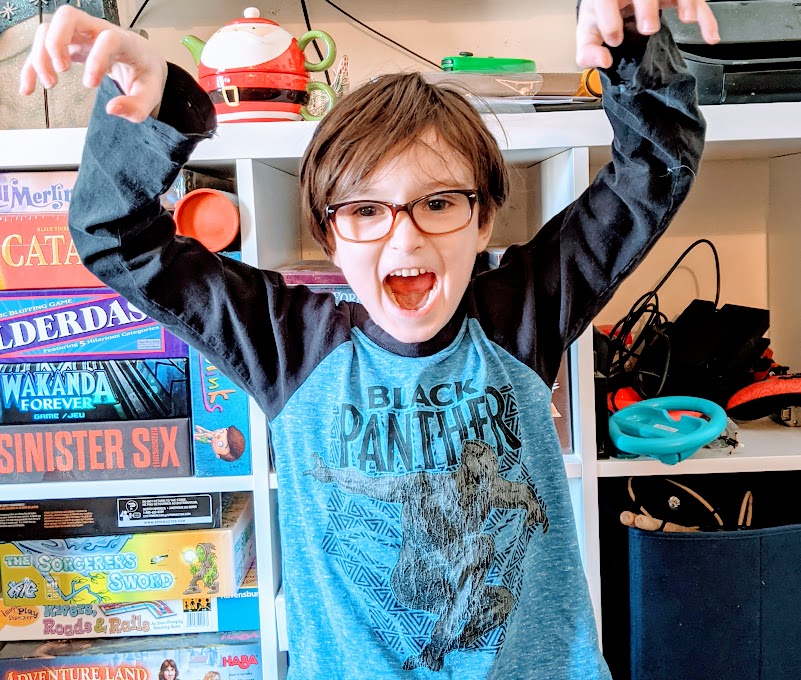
[608,396,728,465]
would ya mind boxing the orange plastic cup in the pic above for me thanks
[174,188,240,252]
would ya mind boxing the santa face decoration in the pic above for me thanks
[182,7,337,122]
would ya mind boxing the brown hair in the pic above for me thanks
[300,72,509,256]
[158,660,178,680]
[220,425,246,462]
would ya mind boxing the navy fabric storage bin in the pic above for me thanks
[629,524,801,680]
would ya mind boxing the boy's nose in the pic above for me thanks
[387,210,426,252]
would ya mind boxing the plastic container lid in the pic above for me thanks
[174,188,239,252]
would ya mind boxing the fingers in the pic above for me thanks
[19,4,110,95]
[631,0,661,35]
[83,28,122,89]
[577,42,613,69]
[693,0,721,44]
[19,23,52,95]
[592,0,626,47]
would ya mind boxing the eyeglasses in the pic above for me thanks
[325,189,478,243]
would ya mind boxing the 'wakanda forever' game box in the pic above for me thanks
[0,630,261,680]
[0,359,189,425]
[0,493,255,606]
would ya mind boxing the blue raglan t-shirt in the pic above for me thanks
[69,21,705,680]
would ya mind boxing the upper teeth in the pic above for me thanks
[389,268,429,277]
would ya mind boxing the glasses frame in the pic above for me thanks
[325,189,478,244]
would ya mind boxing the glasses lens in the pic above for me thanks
[412,192,472,233]
[333,202,393,241]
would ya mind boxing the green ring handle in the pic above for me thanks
[298,30,337,72]
[301,81,337,121]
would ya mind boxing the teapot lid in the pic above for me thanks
[228,7,279,27]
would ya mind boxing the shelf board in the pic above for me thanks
[275,586,288,652]
[597,418,801,477]
[563,452,582,478]
[0,474,254,501]
[4,100,801,171]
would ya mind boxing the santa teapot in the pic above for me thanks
[182,7,337,123]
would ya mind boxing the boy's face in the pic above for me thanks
[330,133,493,344]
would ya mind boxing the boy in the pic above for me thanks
[20,1,719,677]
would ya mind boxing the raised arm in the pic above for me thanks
[20,6,353,419]
[472,0,718,387]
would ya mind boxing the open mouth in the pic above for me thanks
[384,268,438,312]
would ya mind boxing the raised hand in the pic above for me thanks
[576,0,720,69]
[19,4,168,123]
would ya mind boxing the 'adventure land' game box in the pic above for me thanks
[0,630,261,680]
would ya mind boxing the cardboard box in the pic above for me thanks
[0,564,259,641]
[0,288,187,362]
[0,493,222,541]
[0,359,189,425]
[0,630,261,680]
[0,493,254,606]
[189,346,252,477]
[0,417,192,484]
[0,172,103,290]
[276,260,359,304]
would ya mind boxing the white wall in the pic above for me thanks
[116,0,581,86]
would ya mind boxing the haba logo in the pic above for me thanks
[308,434,549,672]
[222,655,258,669]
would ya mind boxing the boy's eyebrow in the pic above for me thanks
[337,180,475,202]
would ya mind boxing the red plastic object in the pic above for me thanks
[174,189,239,253]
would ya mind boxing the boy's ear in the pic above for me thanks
[476,211,496,253]
[327,234,340,267]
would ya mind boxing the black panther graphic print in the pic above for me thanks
[306,438,549,672]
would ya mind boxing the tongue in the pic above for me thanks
[387,272,436,311]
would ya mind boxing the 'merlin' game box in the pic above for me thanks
[0,493,222,541]
[0,630,261,680]
[0,172,103,290]
[0,564,260,641]
[0,359,189,425]
[189,345,252,477]
[0,492,255,606]
[0,289,187,363]
[0,417,192,484]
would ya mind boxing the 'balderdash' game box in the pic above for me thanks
[0,289,187,363]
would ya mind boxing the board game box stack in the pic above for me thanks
[0,170,254,480]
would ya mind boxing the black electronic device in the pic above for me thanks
[636,299,770,406]
[663,1,801,104]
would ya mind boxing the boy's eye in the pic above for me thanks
[344,202,388,219]
[421,194,457,212]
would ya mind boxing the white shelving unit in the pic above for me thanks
[2,99,801,677]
